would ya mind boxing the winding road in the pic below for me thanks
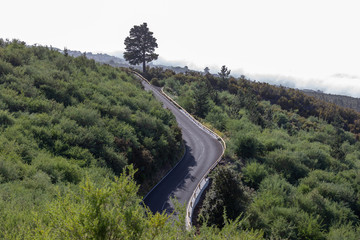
[138,76,224,216]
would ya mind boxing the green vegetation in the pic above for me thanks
[148,67,360,239]
[5,165,263,239]
[0,39,182,236]
[2,37,359,239]
[0,39,266,239]
[0,39,183,184]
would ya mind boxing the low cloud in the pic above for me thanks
[232,69,360,98]
[331,73,360,80]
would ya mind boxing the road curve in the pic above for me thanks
[138,76,223,215]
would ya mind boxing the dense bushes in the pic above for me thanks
[2,39,359,238]
[199,166,252,227]
[160,68,360,138]
[0,39,184,236]
[233,134,263,159]
[0,166,264,239]
[0,39,182,180]
[156,67,360,239]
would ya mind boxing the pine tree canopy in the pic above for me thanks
[124,22,158,73]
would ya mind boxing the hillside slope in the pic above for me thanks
[0,39,266,239]
[303,89,360,112]
[0,39,183,234]
[148,68,360,239]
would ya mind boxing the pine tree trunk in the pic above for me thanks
[142,49,146,73]
[143,61,146,73]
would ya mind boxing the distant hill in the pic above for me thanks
[64,49,191,74]
[302,89,360,112]
[64,50,131,68]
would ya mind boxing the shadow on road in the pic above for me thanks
[143,140,197,214]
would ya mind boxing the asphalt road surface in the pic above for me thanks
[140,78,223,214]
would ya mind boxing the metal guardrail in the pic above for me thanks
[159,87,226,230]
[131,71,226,230]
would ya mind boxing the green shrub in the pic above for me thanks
[0,158,22,183]
[317,182,356,207]
[33,153,81,184]
[328,224,360,240]
[266,150,309,183]
[242,161,268,189]
[0,59,13,76]
[23,171,52,190]
[199,166,252,227]
[205,106,227,131]
[273,112,288,128]
[64,105,100,127]
[150,77,162,87]
[234,134,264,159]
[0,110,14,127]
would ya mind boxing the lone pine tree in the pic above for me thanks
[124,23,158,73]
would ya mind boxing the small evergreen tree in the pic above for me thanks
[199,166,251,227]
[193,82,209,118]
[218,65,231,79]
[204,67,210,75]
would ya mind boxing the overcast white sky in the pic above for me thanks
[2,0,360,97]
